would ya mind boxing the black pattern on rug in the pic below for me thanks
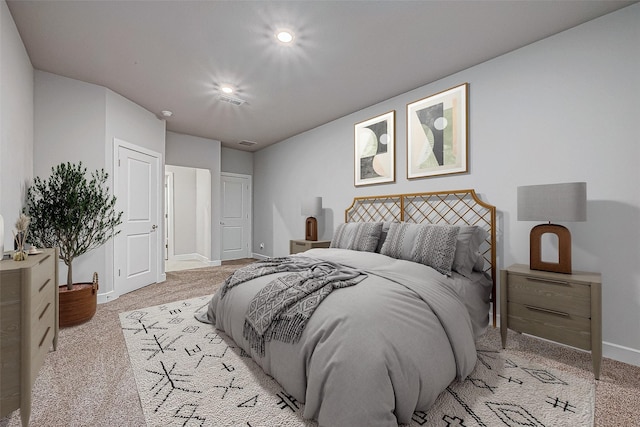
[120,296,594,427]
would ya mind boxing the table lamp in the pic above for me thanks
[517,182,586,274]
[302,197,322,241]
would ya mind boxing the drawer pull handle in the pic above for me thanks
[39,303,51,320]
[39,327,51,348]
[38,254,51,264]
[39,278,51,293]
[524,304,569,317]
[295,242,305,246]
[526,277,569,286]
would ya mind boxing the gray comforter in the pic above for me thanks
[199,248,478,427]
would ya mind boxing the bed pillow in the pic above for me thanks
[380,222,460,275]
[452,226,488,278]
[330,222,382,252]
[374,221,394,253]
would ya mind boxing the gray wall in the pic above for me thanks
[34,70,166,298]
[165,131,222,263]
[253,5,640,365]
[1,0,34,250]
[222,146,253,175]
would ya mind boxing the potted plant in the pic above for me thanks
[24,162,123,327]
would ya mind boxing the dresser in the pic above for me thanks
[1,248,59,426]
[500,264,601,378]
[289,239,331,254]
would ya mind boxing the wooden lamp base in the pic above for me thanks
[305,217,318,241]
[530,223,572,274]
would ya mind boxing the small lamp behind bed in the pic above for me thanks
[302,197,322,241]
[517,182,586,274]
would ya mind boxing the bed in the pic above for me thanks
[197,189,497,427]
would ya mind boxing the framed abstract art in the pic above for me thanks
[354,110,395,186]
[407,83,468,179]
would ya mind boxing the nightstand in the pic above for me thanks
[289,239,331,254]
[500,264,602,379]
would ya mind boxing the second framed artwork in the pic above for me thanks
[354,110,396,186]
[407,83,468,179]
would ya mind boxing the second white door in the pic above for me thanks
[221,173,251,260]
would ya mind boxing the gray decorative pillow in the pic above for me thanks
[411,224,460,276]
[452,226,488,278]
[381,222,460,276]
[330,222,382,252]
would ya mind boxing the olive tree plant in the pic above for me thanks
[24,162,123,290]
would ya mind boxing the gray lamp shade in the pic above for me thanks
[301,197,322,218]
[517,182,587,222]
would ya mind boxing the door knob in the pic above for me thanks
[151,224,158,231]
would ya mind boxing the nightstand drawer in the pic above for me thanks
[507,273,591,317]
[508,302,591,350]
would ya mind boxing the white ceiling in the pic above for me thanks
[7,0,635,152]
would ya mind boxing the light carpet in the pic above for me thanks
[120,295,595,427]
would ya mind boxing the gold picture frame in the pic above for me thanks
[354,110,395,187]
[407,83,468,179]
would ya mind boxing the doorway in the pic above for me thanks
[165,165,212,270]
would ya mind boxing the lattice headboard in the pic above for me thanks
[345,189,497,327]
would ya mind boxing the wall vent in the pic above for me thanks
[217,94,246,106]
[239,140,257,147]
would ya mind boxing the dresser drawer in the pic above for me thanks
[507,273,591,317]
[29,253,55,299]
[30,271,55,315]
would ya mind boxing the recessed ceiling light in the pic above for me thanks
[221,85,234,94]
[276,30,294,44]
[161,110,173,117]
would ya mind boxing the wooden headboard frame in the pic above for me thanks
[345,189,497,327]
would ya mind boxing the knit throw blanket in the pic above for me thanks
[220,256,366,356]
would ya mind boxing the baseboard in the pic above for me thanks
[252,252,269,260]
[98,290,118,304]
[209,259,222,267]
[603,341,640,368]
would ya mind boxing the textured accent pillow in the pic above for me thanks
[452,226,488,278]
[330,222,382,252]
[380,222,460,275]
[411,224,461,276]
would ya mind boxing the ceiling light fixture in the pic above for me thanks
[161,110,173,117]
[276,30,294,44]
[220,85,234,94]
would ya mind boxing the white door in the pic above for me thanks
[221,173,251,260]
[115,144,160,295]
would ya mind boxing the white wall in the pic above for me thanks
[34,71,166,297]
[253,5,640,365]
[165,131,222,263]
[1,0,34,249]
[166,165,197,255]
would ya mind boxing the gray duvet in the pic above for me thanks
[198,248,478,427]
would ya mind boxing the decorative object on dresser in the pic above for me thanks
[289,239,331,255]
[0,248,59,426]
[23,162,123,327]
[354,110,396,186]
[407,83,468,179]
[301,197,322,241]
[500,263,602,378]
[517,182,587,274]
[11,214,30,261]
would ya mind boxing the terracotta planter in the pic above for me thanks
[59,283,98,327]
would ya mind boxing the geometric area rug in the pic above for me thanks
[120,295,595,427]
